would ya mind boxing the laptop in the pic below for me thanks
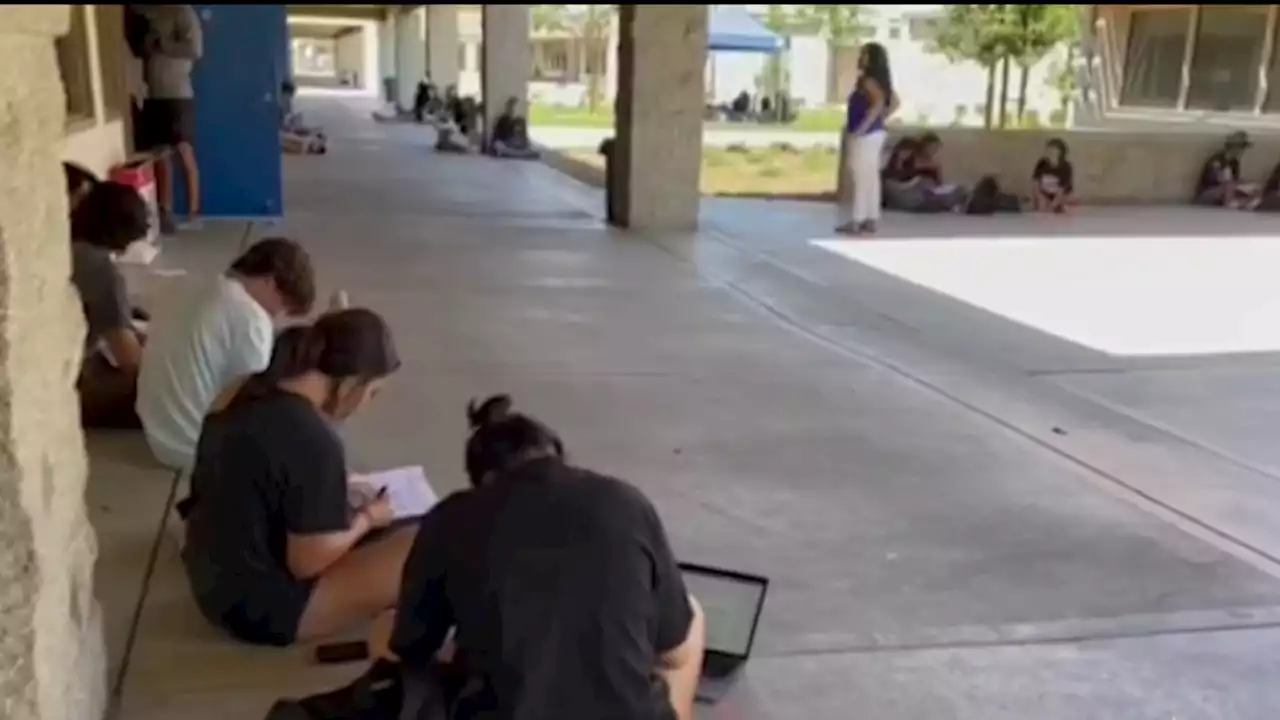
[678,562,769,704]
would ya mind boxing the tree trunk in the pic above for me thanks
[585,35,600,113]
[998,56,1012,129]
[1017,63,1030,122]
[983,62,996,129]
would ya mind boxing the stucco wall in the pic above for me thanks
[0,5,106,720]
[839,127,1280,205]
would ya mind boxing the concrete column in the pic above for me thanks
[613,5,707,231]
[0,6,106,720]
[378,14,396,102]
[395,7,426,111]
[427,4,460,90]
[481,5,531,138]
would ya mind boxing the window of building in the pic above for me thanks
[1265,15,1280,112]
[1120,8,1191,108]
[887,22,902,41]
[56,5,96,124]
[1187,6,1269,111]
[458,43,469,73]
[908,17,939,43]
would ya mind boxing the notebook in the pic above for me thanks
[348,465,438,520]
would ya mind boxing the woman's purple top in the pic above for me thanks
[846,81,886,136]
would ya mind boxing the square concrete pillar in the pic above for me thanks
[481,5,530,138]
[394,6,426,111]
[427,4,460,90]
[613,5,707,231]
[0,5,106,720]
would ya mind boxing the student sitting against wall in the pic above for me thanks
[71,180,152,429]
[435,97,481,155]
[488,96,540,160]
[1031,138,1075,214]
[882,133,966,213]
[383,395,706,720]
[181,309,416,647]
[136,237,318,471]
[1194,131,1260,209]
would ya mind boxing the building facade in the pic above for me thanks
[1088,5,1280,127]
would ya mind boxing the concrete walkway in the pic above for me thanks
[93,95,1280,719]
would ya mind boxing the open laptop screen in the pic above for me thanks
[679,564,768,658]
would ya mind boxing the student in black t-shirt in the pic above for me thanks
[1194,130,1260,209]
[1031,138,1075,214]
[181,308,413,647]
[489,96,540,160]
[388,395,707,720]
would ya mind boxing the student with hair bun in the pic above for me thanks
[180,308,415,647]
[389,394,707,720]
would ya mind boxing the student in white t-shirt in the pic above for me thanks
[136,238,317,470]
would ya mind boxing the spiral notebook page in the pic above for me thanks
[349,465,438,520]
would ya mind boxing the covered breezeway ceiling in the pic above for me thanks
[289,22,360,40]
[287,4,389,22]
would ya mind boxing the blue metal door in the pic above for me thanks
[181,4,286,220]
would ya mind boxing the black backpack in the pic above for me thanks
[965,175,1001,216]
[965,175,1023,215]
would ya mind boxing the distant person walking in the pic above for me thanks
[131,4,204,234]
[837,42,898,237]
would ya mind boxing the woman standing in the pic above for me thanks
[838,42,898,237]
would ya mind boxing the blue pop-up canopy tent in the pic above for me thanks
[708,5,788,54]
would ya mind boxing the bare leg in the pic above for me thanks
[153,149,175,232]
[295,525,417,641]
[659,596,706,720]
[176,141,201,220]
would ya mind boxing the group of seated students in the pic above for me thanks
[64,165,706,719]
[279,81,327,156]
[431,90,539,160]
[881,133,1075,216]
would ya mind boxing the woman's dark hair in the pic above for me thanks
[229,237,317,316]
[1046,138,1068,159]
[70,181,150,251]
[232,308,401,409]
[859,42,894,101]
[464,394,564,488]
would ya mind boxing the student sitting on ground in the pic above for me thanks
[435,98,481,154]
[882,133,966,213]
[181,309,415,647]
[279,81,327,155]
[136,237,317,471]
[489,96,540,159]
[385,395,706,720]
[1031,138,1075,214]
[72,181,152,429]
[1194,131,1260,209]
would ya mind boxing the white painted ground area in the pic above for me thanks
[814,234,1280,357]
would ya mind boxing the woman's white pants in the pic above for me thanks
[844,130,887,225]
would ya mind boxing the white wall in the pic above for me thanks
[335,31,364,88]
[287,16,381,96]
[379,15,395,97]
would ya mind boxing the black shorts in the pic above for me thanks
[184,555,314,647]
[140,98,195,150]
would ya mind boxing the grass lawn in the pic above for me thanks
[566,143,839,200]
[531,104,846,133]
